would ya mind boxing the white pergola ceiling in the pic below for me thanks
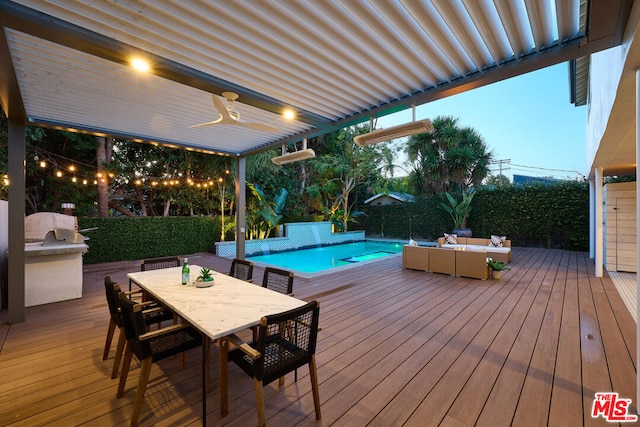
[0,0,633,157]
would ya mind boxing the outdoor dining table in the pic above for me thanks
[127,264,306,423]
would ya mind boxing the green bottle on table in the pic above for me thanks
[181,258,190,285]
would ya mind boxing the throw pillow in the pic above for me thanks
[489,235,506,247]
[444,233,457,244]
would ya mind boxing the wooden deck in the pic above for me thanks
[0,247,636,426]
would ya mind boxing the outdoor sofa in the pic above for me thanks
[402,245,490,280]
[437,236,511,264]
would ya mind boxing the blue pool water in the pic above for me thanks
[247,240,403,274]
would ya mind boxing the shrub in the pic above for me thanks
[356,181,589,251]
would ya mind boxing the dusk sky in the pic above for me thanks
[378,63,587,181]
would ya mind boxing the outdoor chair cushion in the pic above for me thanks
[490,235,506,247]
[444,233,458,244]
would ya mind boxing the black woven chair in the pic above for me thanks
[228,301,321,427]
[128,256,182,291]
[261,267,294,295]
[140,256,181,271]
[252,267,296,344]
[103,276,173,379]
[229,258,254,283]
[117,292,203,427]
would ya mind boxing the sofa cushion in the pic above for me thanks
[487,246,510,254]
[444,233,458,244]
[441,244,486,253]
[489,235,506,247]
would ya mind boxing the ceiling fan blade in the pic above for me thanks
[236,122,280,133]
[211,94,233,120]
[188,116,223,128]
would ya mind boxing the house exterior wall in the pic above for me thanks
[586,45,628,171]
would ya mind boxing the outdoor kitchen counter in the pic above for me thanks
[24,242,88,307]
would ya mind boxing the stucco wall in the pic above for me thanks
[586,4,640,174]
[586,46,627,169]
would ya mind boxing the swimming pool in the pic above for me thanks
[247,240,403,276]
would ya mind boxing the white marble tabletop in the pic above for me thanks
[127,265,305,340]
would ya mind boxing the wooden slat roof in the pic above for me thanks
[0,1,632,156]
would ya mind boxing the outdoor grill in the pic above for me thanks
[24,212,88,307]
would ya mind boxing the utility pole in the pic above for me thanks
[490,159,511,186]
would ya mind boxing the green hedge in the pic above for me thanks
[356,181,589,251]
[77,216,225,264]
[78,181,590,264]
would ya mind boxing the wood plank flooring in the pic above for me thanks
[0,247,636,426]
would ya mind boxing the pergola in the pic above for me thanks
[0,0,632,324]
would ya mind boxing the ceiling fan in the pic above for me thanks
[189,91,279,133]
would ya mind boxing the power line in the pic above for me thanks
[508,162,583,175]
[489,159,510,185]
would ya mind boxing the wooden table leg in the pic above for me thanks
[219,336,229,417]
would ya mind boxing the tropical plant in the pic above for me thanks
[197,267,214,282]
[314,126,392,231]
[440,188,475,229]
[486,258,510,271]
[406,115,492,195]
[246,182,287,239]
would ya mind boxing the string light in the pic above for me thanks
[30,153,225,189]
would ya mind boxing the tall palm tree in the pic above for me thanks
[406,115,492,195]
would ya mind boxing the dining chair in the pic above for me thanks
[261,267,294,295]
[140,256,181,271]
[129,256,182,291]
[227,300,321,427]
[103,276,173,379]
[229,258,254,283]
[117,292,203,427]
[255,267,296,347]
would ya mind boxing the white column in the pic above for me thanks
[594,167,603,278]
[589,179,595,259]
[635,68,640,412]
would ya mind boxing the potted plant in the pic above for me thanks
[196,267,214,283]
[440,189,475,237]
[486,258,510,279]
